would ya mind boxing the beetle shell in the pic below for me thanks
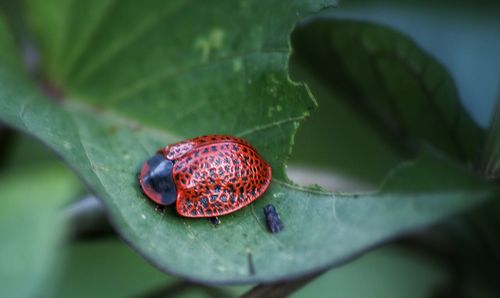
[139,135,272,218]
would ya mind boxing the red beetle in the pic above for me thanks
[139,135,272,217]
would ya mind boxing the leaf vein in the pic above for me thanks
[60,0,118,78]
[236,115,305,137]
[71,0,192,85]
[104,49,288,105]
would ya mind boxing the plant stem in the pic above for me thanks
[64,195,116,240]
[241,271,323,298]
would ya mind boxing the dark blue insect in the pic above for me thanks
[263,204,284,233]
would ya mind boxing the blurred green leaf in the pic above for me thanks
[46,239,249,298]
[331,0,500,127]
[0,16,20,68]
[0,1,495,284]
[293,245,447,298]
[291,19,484,170]
[433,196,500,296]
[51,240,173,298]
[1,133,63,172]
[289,57,402,184]
[0,165,80,298]
[480,91,500,178]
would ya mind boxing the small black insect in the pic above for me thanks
[209,216,221,226]
[263,204,284,233]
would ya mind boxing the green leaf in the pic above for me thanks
[289,54,403,184]
[332,0,500,127]
[48,239,175,298]
[0,166,80,298]
[293,245,447,298]
[1,133,64,172]
[47,239,250,298]
[480,90,500,178]
[0,1,494,284]
[291,19,484,166]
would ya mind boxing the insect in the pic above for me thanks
[139,135,272,217]
[263,204,284,233]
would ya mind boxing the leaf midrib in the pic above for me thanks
[99,48,290,105]
[63,98,323,193]
[66,0,193,85]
